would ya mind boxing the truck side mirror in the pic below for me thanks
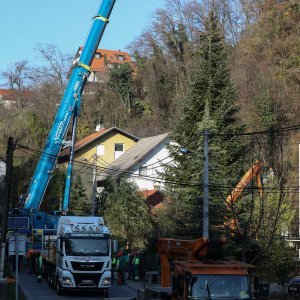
[112,240,118,253]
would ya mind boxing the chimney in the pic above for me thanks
[95,124,104,132]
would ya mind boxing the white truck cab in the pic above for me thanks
[44,216,114,295]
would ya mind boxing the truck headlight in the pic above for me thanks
[102,277,111,285]
[62,277,73,285]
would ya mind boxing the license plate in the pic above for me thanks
[81,280,93,284]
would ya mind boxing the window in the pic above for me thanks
[95,53,101,59]
[65,238,109,256]
[139,166,147,176]
[114,143,124,159]
[96,144,105,156]
[118,55,125,61]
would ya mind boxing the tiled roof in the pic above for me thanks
[0,89,31,99]
[141,189,164,207]
[59,127,139,158]
[77,48,134,73]
[97,132,170,181]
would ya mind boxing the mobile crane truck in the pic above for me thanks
[10,0,117,295]
[18,0,116,224]
[144,237,254,300]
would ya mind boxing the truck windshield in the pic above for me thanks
[190,275,250,300]
[65,238,109,256]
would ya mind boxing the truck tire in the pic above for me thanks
[56,277,64,296]
[47,273,51,287]
[47,273,55,289]
[103,289,109,298]
[98,289,109,298]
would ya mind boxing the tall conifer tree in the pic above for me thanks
[163,12,247,239]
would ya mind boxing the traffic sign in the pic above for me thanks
[8,217,29,230]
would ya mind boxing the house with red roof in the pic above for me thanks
[0,89,31,109]
[59,126,139,166]
[73,48,135,83]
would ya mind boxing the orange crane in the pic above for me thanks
[226,161,263,205]
[144,163,263,299]
[224,161,263,230]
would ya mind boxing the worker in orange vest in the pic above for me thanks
[27,248,36,274]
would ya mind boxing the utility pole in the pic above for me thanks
[0,136,14,281]
[203,131,209,238]
[91,154,97,216]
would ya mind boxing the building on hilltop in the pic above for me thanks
[73,48,135,84]
[0,89,31,109]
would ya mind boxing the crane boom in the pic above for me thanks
[226,160,263,205]
[24,0,116,209]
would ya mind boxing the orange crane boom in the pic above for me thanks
[226,161,263,205]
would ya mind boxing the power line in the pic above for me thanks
[212,124,300,138]
[18,145,201,188]
[15,121,300,174]
[17,144,300,191]
[16,142,300,191]
[16,147,300,194]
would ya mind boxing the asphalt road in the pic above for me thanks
[17,270,138,300]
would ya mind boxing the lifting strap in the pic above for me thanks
[78,62,91,72]
[77,15,109,72]
[93,15,109,23]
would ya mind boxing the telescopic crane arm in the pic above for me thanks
[24,0,116,210]
[226,160,263,205]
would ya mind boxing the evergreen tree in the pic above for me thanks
[164,11,248,239]
[107,63,134,113]
[100,177,152,249]
[69,175,90,215]
[41,168,65,211]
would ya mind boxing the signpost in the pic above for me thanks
[7,217,29,300]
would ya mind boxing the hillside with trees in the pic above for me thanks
[0,0,299,284]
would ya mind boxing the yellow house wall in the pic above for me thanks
[75,131,137,167]
[61,130,137,204]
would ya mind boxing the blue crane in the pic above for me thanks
[22,0,116,218]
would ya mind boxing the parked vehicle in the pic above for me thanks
[288,276,300,294]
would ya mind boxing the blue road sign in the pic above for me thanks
[8,217,29,230]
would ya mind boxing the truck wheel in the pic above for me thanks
[98,289,109,298]
[104,289,109,298]
[48,273,55,289]
[56,277,64,295]
[51,274,56,289]
[47,274,51,287]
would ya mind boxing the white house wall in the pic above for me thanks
[127,138,172,190]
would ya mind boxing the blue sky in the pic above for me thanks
[0,0,164,71]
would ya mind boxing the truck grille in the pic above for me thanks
[71,261,104,271]
[73,273,101,287]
